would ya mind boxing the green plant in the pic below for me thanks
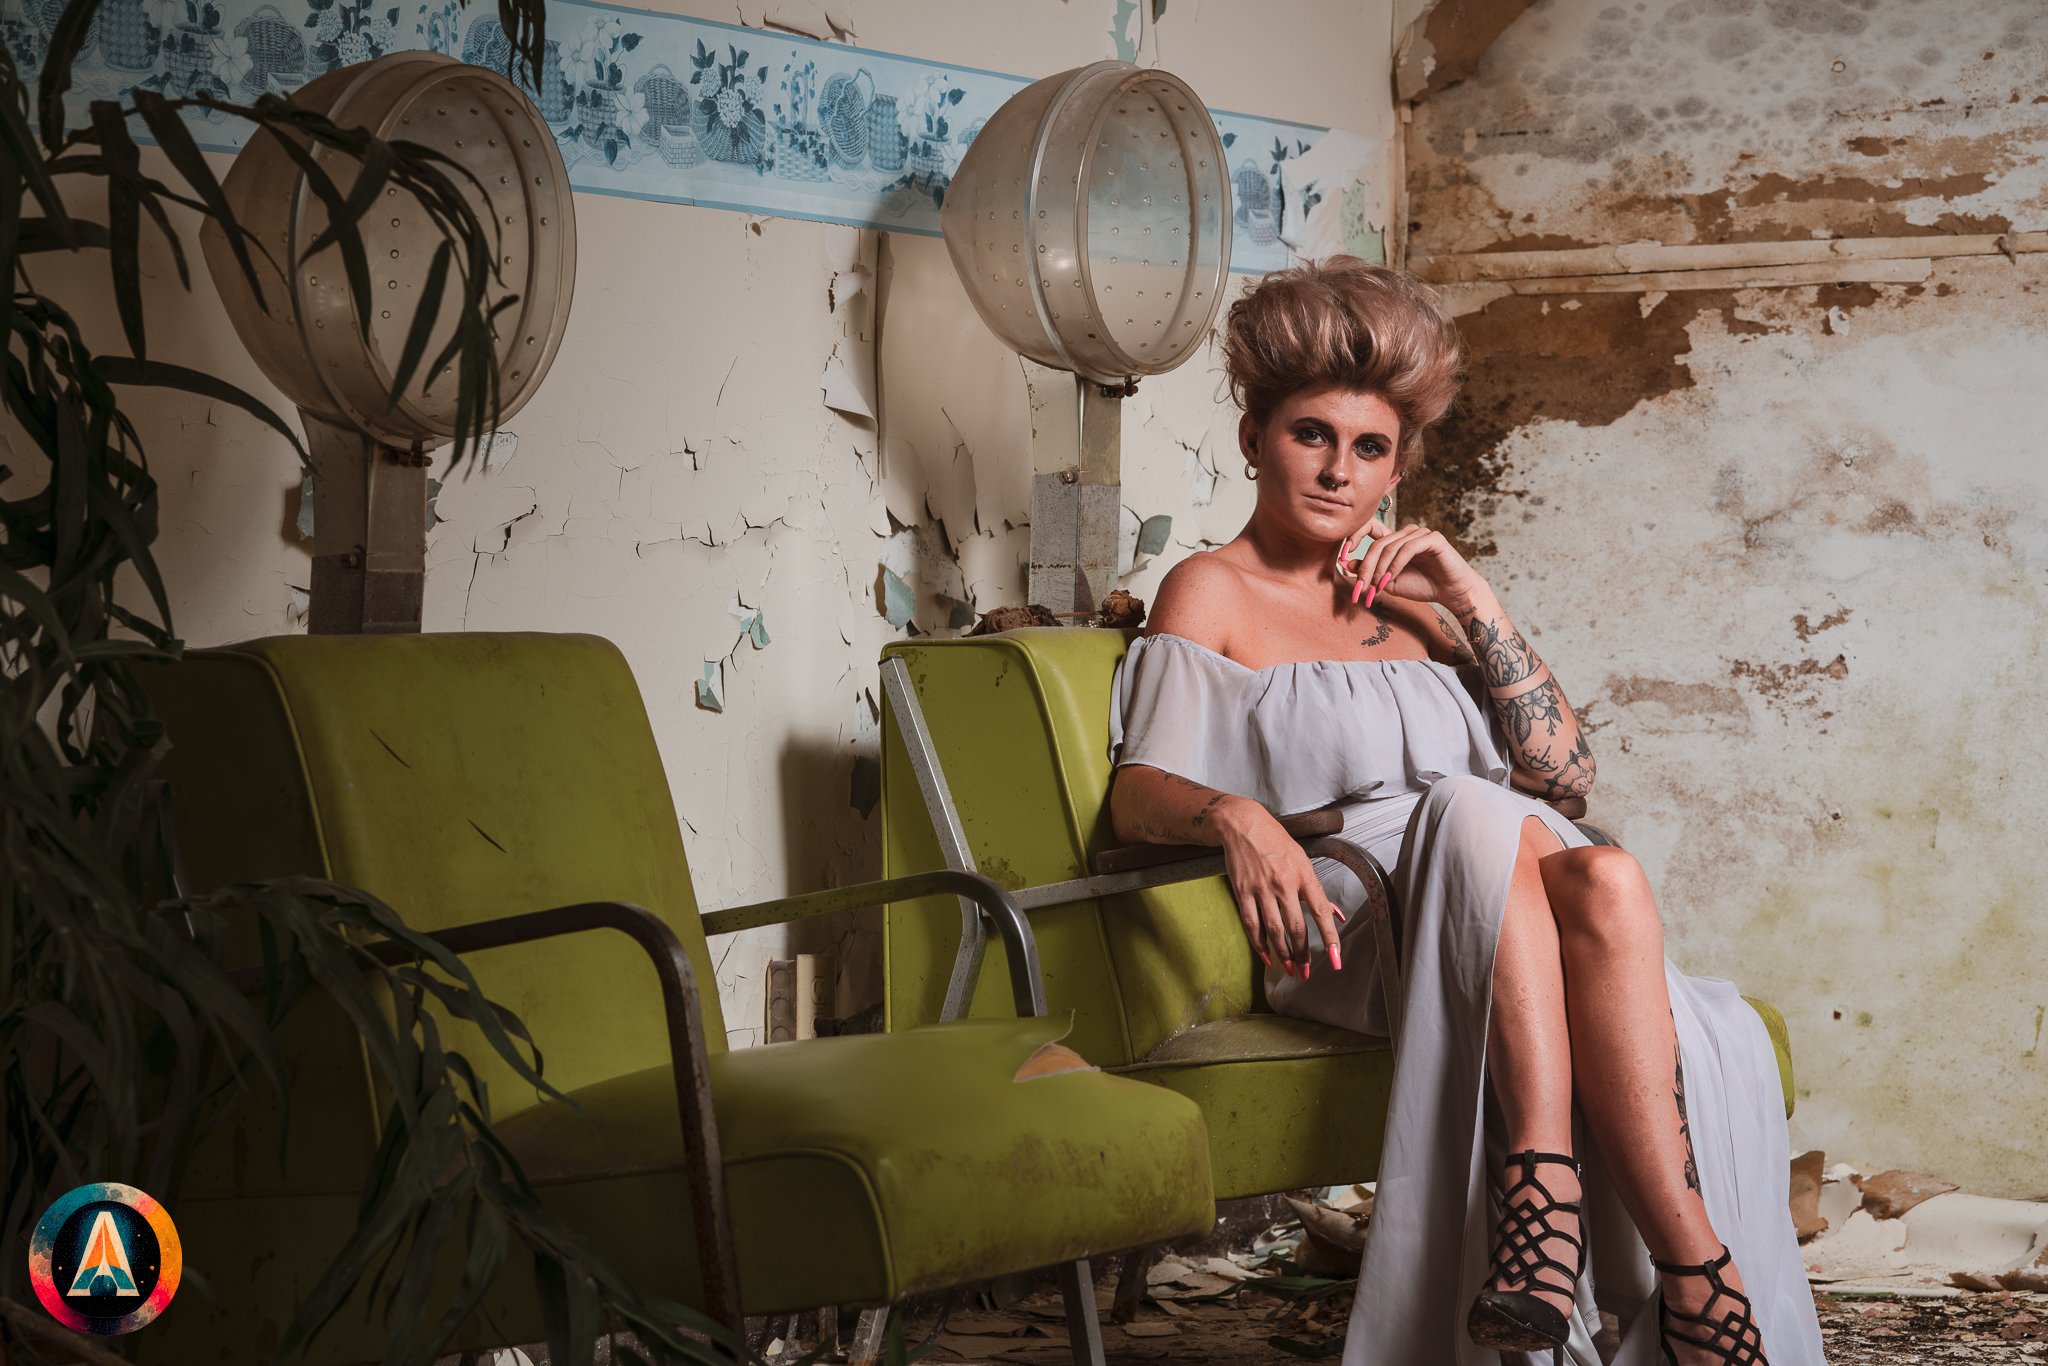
[0,7,744,1364]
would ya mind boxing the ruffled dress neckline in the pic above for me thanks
[1137,630,1465,679]
[1107,631,1515,817]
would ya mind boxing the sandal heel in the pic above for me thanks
[1465,1148,1585,1354]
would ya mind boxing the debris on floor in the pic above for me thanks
[1799,1153,2048,1296]
[456,1165,2048,1365]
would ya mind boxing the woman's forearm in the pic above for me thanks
[1445,583,1597,800]
[1109,764,1264,846]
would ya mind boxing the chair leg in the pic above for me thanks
[1056,1258,1106,1366]
[1110,1245,1158,1324]
[848,1307,889,1366]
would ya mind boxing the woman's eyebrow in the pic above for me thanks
[1296,415,1392,446]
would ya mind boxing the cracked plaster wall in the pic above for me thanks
[35,0,1398,1050]
[1403,0,2048,1193]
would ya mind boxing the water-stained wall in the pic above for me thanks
[1400,0,2048,1193]
[42,0,1397,1047]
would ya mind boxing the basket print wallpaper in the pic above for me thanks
[0,0,1339,273]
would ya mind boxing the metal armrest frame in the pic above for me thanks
[700,867,1045,1017]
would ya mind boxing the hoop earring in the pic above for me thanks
[1244,460,1259,481]
[1377,495,1391,515]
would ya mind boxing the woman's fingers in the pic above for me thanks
[1353,526,1417,605]
[1236,904,1268,967]
[1336,517,1394,578]
[1280,895,1310,973]
[1310,896,1344,972]
[1257,892,1295,977]
[1367,537,1428,608]
[1353,524,1460,609]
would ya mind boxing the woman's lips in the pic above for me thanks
[1306,495,1351,512]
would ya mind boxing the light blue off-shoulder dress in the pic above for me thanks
[1107,632,1826,1366]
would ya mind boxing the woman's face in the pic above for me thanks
[1241,383,1404,545]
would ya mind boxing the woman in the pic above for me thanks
[1104,257,1825,1366]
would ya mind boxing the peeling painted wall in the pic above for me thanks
[1403,0,2048,1193]
[18,0,1397,1049]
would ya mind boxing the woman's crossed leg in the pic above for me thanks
[1485,813,1766,1365]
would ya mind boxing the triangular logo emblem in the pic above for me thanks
[65,1210,138,1297]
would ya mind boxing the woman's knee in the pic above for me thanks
[1539,846,1660,946]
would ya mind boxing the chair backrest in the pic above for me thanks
[145,632,725,1137]
[880,629,1255,1066]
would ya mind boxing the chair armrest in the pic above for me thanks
[227,899,743,1334]
[700,868,1046,1018]
[1098,792,1595,873]
[984,829,1407,1063]
[1094,803,1344,876]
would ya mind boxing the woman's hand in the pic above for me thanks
[1216,802,1344,979]
[1336,515,1491,611]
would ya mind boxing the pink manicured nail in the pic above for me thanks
[1365,569,1393,610]
[1258,949,1270,967]
[1351,577,1365,605]
[1329,944,1342,971]
[1329,901,1347,924]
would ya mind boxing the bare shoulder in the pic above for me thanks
[1143,550,1248,654]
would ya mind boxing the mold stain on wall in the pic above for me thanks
[1409,288,1774,558]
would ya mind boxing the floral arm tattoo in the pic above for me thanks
[1456,603,1597,800]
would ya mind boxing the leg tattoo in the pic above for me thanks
[1672,1013,1701,1193]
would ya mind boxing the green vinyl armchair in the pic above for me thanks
[137,631,1215,1366]
[878,628,1798,1213]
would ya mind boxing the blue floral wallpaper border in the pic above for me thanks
[1,0,1333,272]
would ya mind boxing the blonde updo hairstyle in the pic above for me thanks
[1221,257,1464,474]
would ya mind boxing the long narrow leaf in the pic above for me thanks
[92,356,307,468]
[34,0,106,152]
[131,86,270,310]
[86,101,146,359]
[384,239,451,416]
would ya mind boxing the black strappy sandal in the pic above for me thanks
[1466,1148,1585,1363]
[1654,1245,1769,1364]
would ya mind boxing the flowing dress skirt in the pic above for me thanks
[1266,774,1828,1366]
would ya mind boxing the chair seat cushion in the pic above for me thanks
[1116,1015,1395,1201]
[494,1015,1214,1313]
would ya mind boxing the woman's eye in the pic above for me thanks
[1296,428,1325,445]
